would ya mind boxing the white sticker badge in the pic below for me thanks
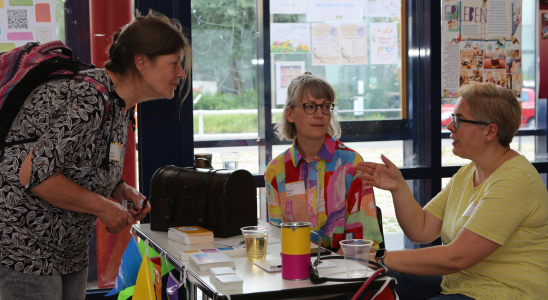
[109,142,122,161]
[462,201,478,217]
[286,181,306,197]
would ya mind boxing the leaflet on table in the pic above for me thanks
[441,0,523,101]
[178,246,246,261]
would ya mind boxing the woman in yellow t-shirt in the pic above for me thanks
[355,82,548,300]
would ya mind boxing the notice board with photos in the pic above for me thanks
[441,0,523,101]
[270,0,406,121]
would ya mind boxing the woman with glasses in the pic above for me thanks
[354,82,548,299]
[264,72,383,253]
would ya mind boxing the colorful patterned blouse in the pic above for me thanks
[264,134,383,249]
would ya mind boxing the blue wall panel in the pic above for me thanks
[136,0,194,209]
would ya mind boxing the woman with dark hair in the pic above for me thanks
[355,82,548,299]
[264,72,383,253]
[0,10,191,300]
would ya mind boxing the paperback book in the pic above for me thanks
[168,226,214,245]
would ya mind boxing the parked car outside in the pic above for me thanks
[441,87,535,128]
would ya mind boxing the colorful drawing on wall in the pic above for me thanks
[275,61,305,104]
[270,23,310,54]
[370,22,398,65]
[542,13,548,39]
[443,89,458,98]
[311,23,340,65]
[340,23,368,64]
[363,0,401,18]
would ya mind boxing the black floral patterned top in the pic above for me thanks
[0,69,133,275]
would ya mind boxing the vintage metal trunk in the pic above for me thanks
[149,165,257,238]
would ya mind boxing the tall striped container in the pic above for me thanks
[280,222,312,280]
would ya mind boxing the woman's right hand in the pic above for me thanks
[355,155,405,193]
[98,199,134,234]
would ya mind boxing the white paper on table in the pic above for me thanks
[266,243,282,255]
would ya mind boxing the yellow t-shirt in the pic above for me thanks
[425,155,548,300]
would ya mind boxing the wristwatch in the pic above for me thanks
[374,249,387,265]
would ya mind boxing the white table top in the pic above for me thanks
[132,221,393,300]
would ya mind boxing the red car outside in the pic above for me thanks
[441,88,535,128]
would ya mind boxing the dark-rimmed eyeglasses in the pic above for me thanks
[290,103,335,115]
[451,114,490,129]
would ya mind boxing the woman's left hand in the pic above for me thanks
[112,182,151,221]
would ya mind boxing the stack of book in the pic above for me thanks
[189,252,236,272]
[168,226,214,245]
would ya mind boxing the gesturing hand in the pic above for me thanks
[354,155,405,193]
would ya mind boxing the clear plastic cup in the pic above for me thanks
[240,226,270,261]
[339,239,373,278]
[221,152,240,170]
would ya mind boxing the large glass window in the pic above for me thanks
[191,0,259,141]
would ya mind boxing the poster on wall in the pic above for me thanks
[340,24,368,64]
[441,0,522,101]
[275,61,305,105]
[270,23,311,54]
[370,22,398,64]
[542,13,548,39]
[312,23,340,65]
[362,0,401,18]
[307,0,362,22]
[270,0,307,14]
[0,0,57,51]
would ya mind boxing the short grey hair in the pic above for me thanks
[458,81,521,147]
[275,71,341,141]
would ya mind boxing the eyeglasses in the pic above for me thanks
[450,114,490,129]
[290,103,335,115]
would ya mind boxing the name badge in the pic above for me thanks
[286,181,305,196]
[462,201,478,217]
[109,142,122,161]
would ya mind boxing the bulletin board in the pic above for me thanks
[0,0,57,52]
[441,0,523,101]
